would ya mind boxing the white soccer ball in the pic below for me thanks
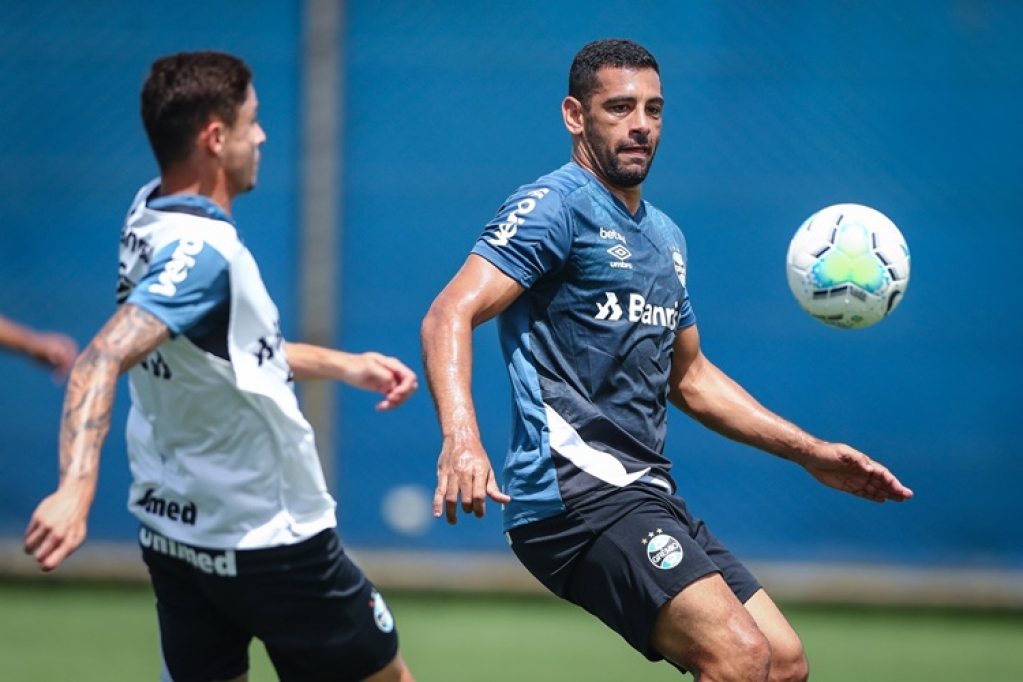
[786,204,910,329]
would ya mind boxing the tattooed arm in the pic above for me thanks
[24,304,169,572]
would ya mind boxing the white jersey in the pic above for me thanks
[118,179,336,550]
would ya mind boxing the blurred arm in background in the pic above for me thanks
[0,313,78,381]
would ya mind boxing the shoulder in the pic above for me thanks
[643,201,680,229]
[491,163,596,230]
[130,208,244,262]
[528,162,597,206]
[644,202,687,239]
[508,162,596,204]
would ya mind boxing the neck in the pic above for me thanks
[157,166,234,216]
[571,150,643,216]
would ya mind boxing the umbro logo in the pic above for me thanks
[607,244,633,270]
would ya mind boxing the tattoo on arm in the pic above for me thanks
[59,305,169,483]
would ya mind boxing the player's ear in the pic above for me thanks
[562,96,585,135]
[199,118,227,157]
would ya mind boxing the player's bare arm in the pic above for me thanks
[668,323,912,503]
[284,342,418,410]
[0,314,78,379]
[421,254,521,524]
[24,304,169,571]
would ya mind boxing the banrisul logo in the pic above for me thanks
[643,530,683,570]
[487,188,550,246]
[594,292,681,330]
[595,292,623,321]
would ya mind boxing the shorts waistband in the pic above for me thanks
[138,525,337,578]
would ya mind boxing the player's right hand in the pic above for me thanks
[24,489,89,572]
[434,438,511,525]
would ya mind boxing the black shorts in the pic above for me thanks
[140,526,399,682]
[508,483,761,661]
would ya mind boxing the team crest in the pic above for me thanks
[643,530,684,570]
[672,251,687,287]
[370,589,395,633]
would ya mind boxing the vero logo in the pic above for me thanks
[148,238,204,297]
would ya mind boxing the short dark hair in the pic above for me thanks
[140,51,252,171]
[568,39,660,107]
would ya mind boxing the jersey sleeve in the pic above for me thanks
[471,184,573,288]
[125,237,230,336]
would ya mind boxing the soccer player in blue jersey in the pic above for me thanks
[24,51,417,682]
[421,38,913,681]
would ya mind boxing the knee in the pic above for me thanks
[735,627,773,681]
[695,623,772,681]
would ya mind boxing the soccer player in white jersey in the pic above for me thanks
[421,38,913,680]
[24,51,417,682]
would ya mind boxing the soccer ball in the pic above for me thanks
[786,204,910,329]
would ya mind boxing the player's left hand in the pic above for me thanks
[802,443,913,503]
[348,352,418,410]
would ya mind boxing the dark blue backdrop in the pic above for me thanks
[1,1,1020,571]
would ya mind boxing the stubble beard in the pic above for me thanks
[583,126,656,189]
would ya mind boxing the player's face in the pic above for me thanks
[578,67,663,188]
[222,85,266,196]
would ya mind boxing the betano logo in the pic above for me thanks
[595,292,681,330]
[487,189,550,246]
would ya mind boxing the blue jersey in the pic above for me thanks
[472,162,696,530]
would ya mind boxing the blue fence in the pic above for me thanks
[2,1,1020,571]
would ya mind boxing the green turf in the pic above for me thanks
[1,581,1022,681]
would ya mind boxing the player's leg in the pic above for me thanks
[743,589,809,682]
[143,537,253,682]
[650,572,771,680]
[510,485,770,679]
[361,653,414,682]
[241,529,414,682]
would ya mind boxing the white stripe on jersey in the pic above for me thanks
[544,403,652,488]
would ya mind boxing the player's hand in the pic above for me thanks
[434,437,511,525]
[23,488,90,572]
[28,332,78,382]
[348,352,418,410]
[802,442,913,503]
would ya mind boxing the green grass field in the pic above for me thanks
[2,581,1022,681]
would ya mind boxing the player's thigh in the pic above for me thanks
[744,588,808,678]
[652,572,770,675]
[145,547,252,682]
[362,653,414,682]
[558,501,730,660]
[248,531,401,682]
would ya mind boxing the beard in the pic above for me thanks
[582,125,657,188]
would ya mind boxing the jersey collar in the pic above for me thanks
[148,192,237,227]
